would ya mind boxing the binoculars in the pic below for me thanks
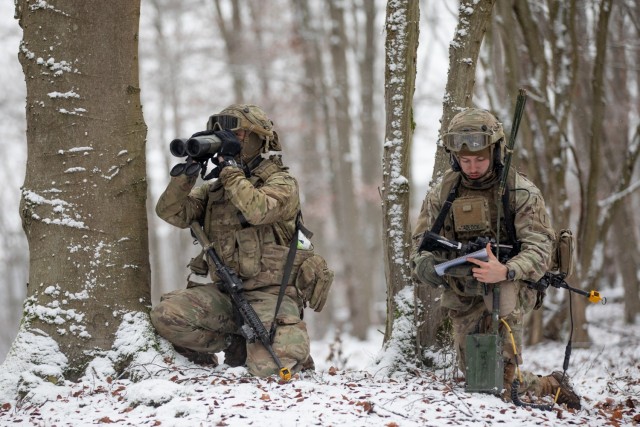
[170,134,222,159]
[169,134,222,177]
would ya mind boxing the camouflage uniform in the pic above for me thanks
[411,109,581,409]
[412,167,556,395]
[150,155,310,377]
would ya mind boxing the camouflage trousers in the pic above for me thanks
[441,281,545,395]
[150,282,310,377]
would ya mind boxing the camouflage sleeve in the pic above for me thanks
[505,174,556,282]
[410,180,443,259]
[155,174,208,228]
[219,166,299,224]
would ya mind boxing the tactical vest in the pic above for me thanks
[435,169,518,296]
[195,157,304,290]
[437,169,517,246]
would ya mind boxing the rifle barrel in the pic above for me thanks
[499,88,528,196]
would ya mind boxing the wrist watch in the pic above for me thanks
[220,158,240,169]
[507,268,516,281]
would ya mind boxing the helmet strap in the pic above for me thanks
[493,139,506,170]
[450,153,461,172]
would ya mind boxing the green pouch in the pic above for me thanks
[295,254,334,312]
[188,251,209,276]
[465,333,503,395]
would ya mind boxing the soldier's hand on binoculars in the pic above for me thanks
[216,130,242,159]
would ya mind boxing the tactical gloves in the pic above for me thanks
[214,130,242,172]
[412,251,447,288]
[217,130,242,159]
[190,129,216,138]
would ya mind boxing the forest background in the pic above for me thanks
[0,0,444,359]
[1,0,639,366]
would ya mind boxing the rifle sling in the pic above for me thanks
[430,176,460,234]
[269,211,304,343]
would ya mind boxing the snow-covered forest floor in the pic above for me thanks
[1,296,638,427]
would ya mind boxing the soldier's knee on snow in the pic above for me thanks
[246,317,310,377]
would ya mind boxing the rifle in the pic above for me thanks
[526,272,605,304]
[189,221,292,381]
[419,231,606,303]
[419,232,516,266]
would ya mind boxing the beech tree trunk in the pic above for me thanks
[14,0,150,379]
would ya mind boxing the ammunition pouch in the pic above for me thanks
[451,196,491,238]
[188,251,209,276]
[551,229,574,278]
[236,227,261,277]
[533,229,574,310]
[295,253,334,312]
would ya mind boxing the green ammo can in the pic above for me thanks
[465,333,503,395]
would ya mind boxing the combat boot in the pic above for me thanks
[175,345,219,366]
[539,371,581,410]
[501,362,516,402]
[300,355,316,372]
[223,335,247,367]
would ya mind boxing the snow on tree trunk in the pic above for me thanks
[380,0,419,354]
[4,0,151,390]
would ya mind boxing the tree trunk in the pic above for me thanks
[326,0,372,340]
[477,1,639,348]
[498,0,579,345]
[615,203,640,324]
[147,0,188,299]
[415,0,495,352]
[14,0,150,379]
[382,0,419,343]
[573,0,613,347]
[356,0,385,328]
[247,0,272,107]
[289,0,337,338]
[213,0,245,102]
[601,6,639,325]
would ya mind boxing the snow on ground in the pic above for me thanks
[1,299,639,427]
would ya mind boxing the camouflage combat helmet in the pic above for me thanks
[443,109,504,153]
[207,104,281,152]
